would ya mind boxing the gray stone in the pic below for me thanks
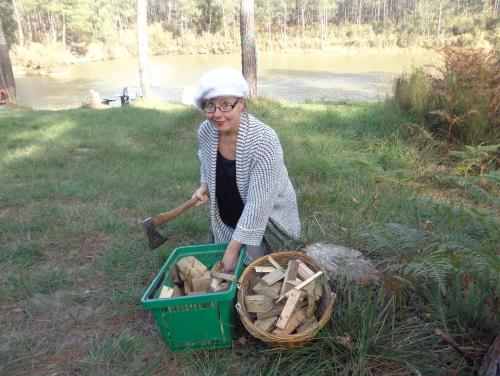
[304,243,379,282]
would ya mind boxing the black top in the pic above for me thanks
[216,150,244,229]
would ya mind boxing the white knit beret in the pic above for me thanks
[192,67,250,111]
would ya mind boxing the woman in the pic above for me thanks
[191,67,300,272]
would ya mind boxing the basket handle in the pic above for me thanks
[235,302,243,315]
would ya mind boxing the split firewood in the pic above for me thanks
[254,266,277,273]
[159,286,174,299]
[211,271,236,282]
[302,280,322,301]
[211,261,223,273]
[254,316,278,333]
[215,282,230,292]
[192,271,212,292]
[277,271,323,302]
[245,295,274,313]
[276,289,303,329]
[272,309,306,335]
[305,293,316,318]
[296,316,319,333]
[280,260,299,297]
[256,303,285,320]
[169,265,182,284]
[297,260,315,279]
[253,281,282,299]
[184,279,193,294]
[262,269,285,285]
[172,285,184,297]
[267,256,285,272]
[191,257,208,275]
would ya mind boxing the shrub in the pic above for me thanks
[393,68,433,119]
[393,46,500,145]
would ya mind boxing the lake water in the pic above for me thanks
[15,49,438,109]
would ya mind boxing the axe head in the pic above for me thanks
[140,217,168,250]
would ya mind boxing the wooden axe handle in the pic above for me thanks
[152,197,199,227]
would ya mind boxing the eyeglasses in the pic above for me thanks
[202,99,240,113]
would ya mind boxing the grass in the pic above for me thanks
[0,98,498,375]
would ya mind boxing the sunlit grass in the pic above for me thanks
[0,99,498,375]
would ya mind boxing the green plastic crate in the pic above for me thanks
[141,243,246,352]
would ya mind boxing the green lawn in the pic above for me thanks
[0,99,498,375]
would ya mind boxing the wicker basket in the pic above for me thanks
[236,251,336,348]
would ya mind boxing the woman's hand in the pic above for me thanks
[222,240,242,273]
[192,182,209,206]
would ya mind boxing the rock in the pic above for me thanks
[304,243,379,283]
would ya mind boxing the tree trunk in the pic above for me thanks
[137,0,151,98]
[62,12,66,47]
[437,0,443,39]
[12,0,24,47]
[220,0,228,38]
[240,0,257,98]
[300,5,305,37]
[0,16,16,103]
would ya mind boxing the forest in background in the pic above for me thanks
[0,0,498,72]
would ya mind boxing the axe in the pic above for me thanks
[140,197,199,250]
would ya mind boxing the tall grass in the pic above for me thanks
[0,99,498,375]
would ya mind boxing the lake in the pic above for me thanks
[15,49,438,109]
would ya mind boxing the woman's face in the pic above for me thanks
[203,96,244,135]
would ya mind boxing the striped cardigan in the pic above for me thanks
[197,111,301,247]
